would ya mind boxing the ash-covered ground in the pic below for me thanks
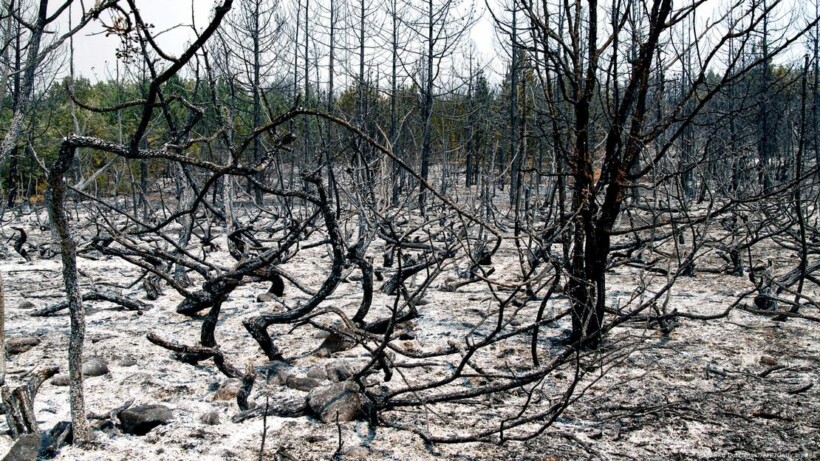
[0,208,817,460]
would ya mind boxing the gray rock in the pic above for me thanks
[315,332,355,357]
[285,375,322,392]
[118,404,173,435]
[343,447,371,460]
[307,381,365,423]
[119,356,138,367]
[83,357,109,377]
[306,366,328,380]
[6,337,40,355]
[325,361,353,382]
[261,361,292,385]
[50,358,108,386]
[256,292,275,303]
[213,379,242,401]
[200,411,220,425]
[760,355,778,366]
[1,433,41,461]
[16,301,35,310]
[313,330,330,339]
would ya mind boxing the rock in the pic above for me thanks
[6,337,40,354]
[119,356,138,367]
[307,381,365,423]
[313,330,330,339]
[398,330,416,341]
[760,355,778,366]
[286,376,323,392]
[342,447,371,460]
[587,429,603,440]
[200,411,220,425]
[315,332,355,357]
[414,297,431,306]
[92,419,117,436]
[213,379,242,401]
[50,358,108,386]
[83,357,109,377]
[306,366,328,380]
[118,405,173,435]
[16,301,35,310]
[260,362,292,385]
[256,292,275,303]
[324,361,353,382]
[1,433,41,461]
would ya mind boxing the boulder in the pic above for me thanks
[342,447,371,460]
[119,356,138,367]
[324,361,353,383]
[6,337,40,355]
[213,379,242,401]
[199,411,220,425]
[118,405,173,435]
[315,332,355,357]
[306,366,328,380]
[83,357,109,377]
[285,376,322,392]
[256,292,275,303]
[760,355,778,366]
[51,358,109,385]
[307,381,365,423]
[1,433,41,461]
[260,361,292,385]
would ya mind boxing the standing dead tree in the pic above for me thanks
[46,0,235,444]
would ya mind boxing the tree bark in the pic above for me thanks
[47,143,90,443]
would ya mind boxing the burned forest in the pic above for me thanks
[0,0,819,459]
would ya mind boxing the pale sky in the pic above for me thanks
[51,0,814,85]
[57,0,500,82]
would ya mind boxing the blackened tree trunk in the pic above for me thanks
[0,271,5,386]
[419,0,435,211]
[47,144,90,443]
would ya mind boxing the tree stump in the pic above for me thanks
[2,366,59,438]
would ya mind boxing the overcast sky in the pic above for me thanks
[57,1,499,82]
[52,0,813,86]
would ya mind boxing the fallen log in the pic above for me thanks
[31,290,150,317]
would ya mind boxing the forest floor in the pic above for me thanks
[0,207,818,461]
